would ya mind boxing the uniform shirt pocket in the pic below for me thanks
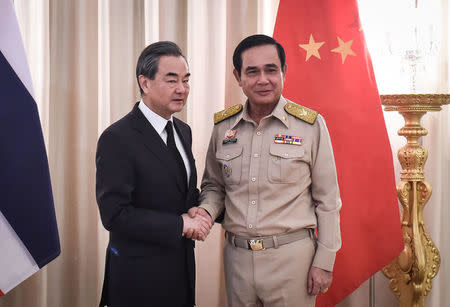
[216,145,243,185]
[268,143,306,184]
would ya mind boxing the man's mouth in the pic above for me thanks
[256,90,272,95]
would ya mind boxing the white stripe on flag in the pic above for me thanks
[0,210,39,294]
[0,0,34,98]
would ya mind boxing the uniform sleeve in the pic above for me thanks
[310,115,342,271]
[96,129,184,249]
[199,126,226,220]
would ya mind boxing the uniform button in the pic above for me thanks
[251,200,256,205]
[256,131,262,136]
[253,153,259,158]
[251,177,256,182]
[248,224,253,229]
[226,154,230,158]
[284,153,289,157]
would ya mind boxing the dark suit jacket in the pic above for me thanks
[96,103,199,307]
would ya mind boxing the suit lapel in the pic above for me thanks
[173,118,196,193]
[174,119,198,211]
[130,104,186,193]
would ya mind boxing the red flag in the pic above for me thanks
[274,0,403,306]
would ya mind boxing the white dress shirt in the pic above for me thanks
[138,101,191,184]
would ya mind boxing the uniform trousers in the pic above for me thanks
[223,235,316,307]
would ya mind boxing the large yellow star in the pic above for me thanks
[331,37,356,64]
[299,34,325,61]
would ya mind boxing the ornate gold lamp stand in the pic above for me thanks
[380,94,449,307]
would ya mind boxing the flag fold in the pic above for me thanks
[0,0,60,296]
[274,1,403,305]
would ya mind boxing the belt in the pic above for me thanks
[225,228,312,251]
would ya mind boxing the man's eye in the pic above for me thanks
[183,79,189,83]
[167,80,176,83]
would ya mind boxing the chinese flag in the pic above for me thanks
[274,0,403,306]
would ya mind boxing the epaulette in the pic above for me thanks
[214,104,243,125]
[284,102,318,124]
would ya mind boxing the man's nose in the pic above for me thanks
[257,72,269,84]
[175,81,186,93]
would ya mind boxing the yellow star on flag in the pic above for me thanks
[331,37,356,64]
[299,34,325,61]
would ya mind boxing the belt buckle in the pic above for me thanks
[248,239,264,251]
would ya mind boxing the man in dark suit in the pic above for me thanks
[96,41,212,307]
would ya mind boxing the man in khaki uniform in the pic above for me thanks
[190,35,341,306]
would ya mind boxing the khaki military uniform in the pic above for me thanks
[200,97,341,306]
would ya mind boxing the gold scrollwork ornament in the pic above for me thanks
[381,94,447,307]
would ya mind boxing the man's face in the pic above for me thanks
[140,55,190,119]
[234,44,285,107]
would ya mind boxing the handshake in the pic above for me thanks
[181,207,213,241]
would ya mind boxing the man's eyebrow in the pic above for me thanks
[244,66,258,72]
[264,63,278,69]
[244,64,278,72]
[165,72,191,78]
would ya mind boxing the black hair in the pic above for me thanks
[232,34,286,76]
[136,41,186,94]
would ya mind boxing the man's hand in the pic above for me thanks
[188,206,211,219]
[186,207,213,241]
[181,212,212,241]
[307,266,333,296]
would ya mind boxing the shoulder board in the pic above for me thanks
[214,104,243,125]
[284,102,318,124]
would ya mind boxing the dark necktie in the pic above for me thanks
[165,121,188,190]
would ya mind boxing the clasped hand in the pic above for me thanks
[181,207,212,241]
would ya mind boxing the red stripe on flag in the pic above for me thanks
[0,289,4,296]
[274,0,403,306]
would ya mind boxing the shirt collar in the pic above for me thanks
[272,96,290,128]
[231,96,289,129]
[138,100,173,135]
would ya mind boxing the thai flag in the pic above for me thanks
[0,0,60,296]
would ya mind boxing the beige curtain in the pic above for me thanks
[1,0,448,306]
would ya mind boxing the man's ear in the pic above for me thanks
[233,69,242,87]
[282,64,287,81]
[138,75,150,94]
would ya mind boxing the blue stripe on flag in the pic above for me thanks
[0,50,60,268]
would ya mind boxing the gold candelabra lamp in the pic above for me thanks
[380,94,449,307]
